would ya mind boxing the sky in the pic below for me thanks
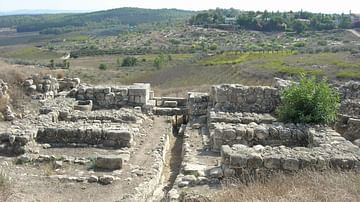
[0,0,359,14]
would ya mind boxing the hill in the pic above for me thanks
[0,7,194,32]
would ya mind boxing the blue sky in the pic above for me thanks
[0,0,359,13]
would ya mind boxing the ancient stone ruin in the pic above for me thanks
[1,76,360,201]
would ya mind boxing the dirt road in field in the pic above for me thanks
[348,29,360,38]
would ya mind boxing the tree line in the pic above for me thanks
[190,9,355,32]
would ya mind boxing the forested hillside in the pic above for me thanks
[0,7,194,33]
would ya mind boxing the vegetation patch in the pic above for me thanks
[0,170,12,201]
[257,59,324,75]
[336,70,360,79]
[199,50,295,66]
[212,170,360,202]
[276,75,339,124]
[1,46,62,60]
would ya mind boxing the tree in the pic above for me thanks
[99,63,107,70]
[338,14,352,29]
[121,56,137,67]
[292,21,306,33]
[153,54,166,69]
[49,59,55,69]
[276,75,340,124]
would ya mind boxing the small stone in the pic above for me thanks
[178,181,189,188]
[99,175,115,185]
[192,123,201,129]
[168,189,180,200]
[16,155,32,164]
[196,176,209,185]
[182,175,197,183]
[42,144,51,149]
[208,167,223,178]
[54,161,63,169]
[353,139,360,147]
[88,175,98,183]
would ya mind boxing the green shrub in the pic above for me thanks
[153,54,167,69]
[276,75,339,124]
[294,42,306,48]
[99,63,107,70]
[317,40,327,46]
[209,43,218,50]
[169,39,181,45]
[121,56,137,67]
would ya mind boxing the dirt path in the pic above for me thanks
[162,130,183,192]
[348,29,360,38]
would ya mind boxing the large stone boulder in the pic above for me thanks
[95,155,123,170]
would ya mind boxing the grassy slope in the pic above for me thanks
[211,170,360,202]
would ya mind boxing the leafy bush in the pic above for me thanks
[99,63,107,70]
[318,40,327,46]
[294,42,306,48]
[276,75,339,124]
[153,54,167,69]
[121,56,137,67]
[209,43,218,50]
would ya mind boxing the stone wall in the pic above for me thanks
[0,79,15,121]
[335,99,360,145]
[338,81,360,100]
[75,83,151,109]
[36,126,132,148]
[58,109,139,123]
[209,111,276,125]
[339,99,360,117]
[155,97,187,108]
[221,127,360,175]
[211,122,308,150]
[0,130,32,156]
[152,96,188,116]
[210,84,280,113]
[58,78,80,91]
[24,75,59,98]
[188,92,210,125]
[335,116,360,143]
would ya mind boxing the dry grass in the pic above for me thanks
[0,60,53,112]
[0,170,12,201]
[42,161,56,176]
[211,170,360,202]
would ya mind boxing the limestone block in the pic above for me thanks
[95,155,123,170]
[163,101,178,107]
[282,158,299,171]
[247,153,263,168]
[254,125,269,140]
[230,154,247,168]
[263,156,281,169]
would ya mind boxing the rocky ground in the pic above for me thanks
[0,95,173,201]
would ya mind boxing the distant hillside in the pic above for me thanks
[0,9,88,16]
[0,7,194,32]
